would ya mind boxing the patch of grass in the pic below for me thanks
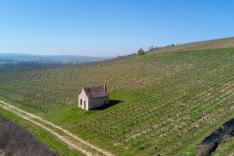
[213,137,234,156]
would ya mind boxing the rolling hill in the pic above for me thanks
[0,38,234,155]
[152,37,234,53]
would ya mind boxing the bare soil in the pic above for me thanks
[0,115,57,156]
[198,118,234,156]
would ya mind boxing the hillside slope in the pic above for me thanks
[0,47,234,155]
[152,37,234,53]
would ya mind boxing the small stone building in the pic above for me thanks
[78,85,109,110]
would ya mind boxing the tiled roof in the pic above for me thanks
[84,85,108,98]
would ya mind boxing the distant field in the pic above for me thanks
[0,53,106,64]
[0,47,234,155]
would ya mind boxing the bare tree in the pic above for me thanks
[149,46,154,51]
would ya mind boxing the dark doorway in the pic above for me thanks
[80,99,82,106]
[84,101,86,109]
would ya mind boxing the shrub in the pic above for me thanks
[137,48,145,56]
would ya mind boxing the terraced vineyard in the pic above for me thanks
[0,48,234,155]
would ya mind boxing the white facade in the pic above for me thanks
[78,89,89,110]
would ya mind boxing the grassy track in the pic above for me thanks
[0,47,234,155]
[0,100,113,156]
[0,107,83,156]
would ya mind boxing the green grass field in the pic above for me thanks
[0,47,234,155]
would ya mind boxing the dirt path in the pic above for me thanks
[0,100,114,156]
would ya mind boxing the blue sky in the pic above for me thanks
[0,0,233,56]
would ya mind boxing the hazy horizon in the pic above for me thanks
[0,52,110,57]
[0,0,233,56]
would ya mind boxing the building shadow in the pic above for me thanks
[93,100,123,110]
